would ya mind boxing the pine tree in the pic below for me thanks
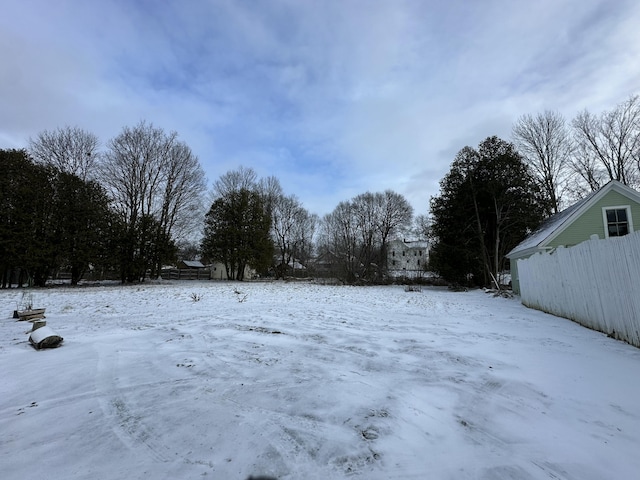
[429,137,548,287]
[202,188,273,280]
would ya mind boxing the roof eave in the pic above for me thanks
[507,245,545,259]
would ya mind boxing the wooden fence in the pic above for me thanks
[517,231,640,347]
[160,269,211,281]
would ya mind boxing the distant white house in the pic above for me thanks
[387,239,429,278]
[208,261,256,280]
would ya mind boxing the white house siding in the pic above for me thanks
[208,262,256,280]
[517,231,640,347]
[387,240,429,279]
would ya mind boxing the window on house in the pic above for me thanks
[402,251,405,256]
[392,251,395,257]
[603,206,633,237]
[392,260,396,266]
[419,250,422,256]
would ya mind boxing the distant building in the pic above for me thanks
[177,260,205,269]
[207,262,256,280]
[387,239,429,279]
[273,256,307,278]
[161,260,208,280]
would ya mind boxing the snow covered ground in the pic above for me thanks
[1,282,639,480]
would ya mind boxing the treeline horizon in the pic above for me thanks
[0,121,424,287]
[2,93,638,287]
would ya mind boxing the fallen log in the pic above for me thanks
[17,308,46,321]
[29,326,63,349]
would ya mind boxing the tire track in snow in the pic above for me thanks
[95,344,177,463]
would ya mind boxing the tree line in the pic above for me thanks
[1,149,112,287]
[1,123,419,287]
[200,166,417,283]
[512,94,640,213]
[4,93,637,288]
[1,121,206,287]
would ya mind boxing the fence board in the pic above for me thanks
[518,231,640,347]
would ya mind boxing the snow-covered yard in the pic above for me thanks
[1,282,639,479]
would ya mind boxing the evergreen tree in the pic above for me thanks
[0,149,43,286]
[430,137,547,287]
[202,188,273,280]
[53,172,116,284]
[1,151,58,286]
[1,149,119,286]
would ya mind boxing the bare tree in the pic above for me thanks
[570,131,606,193]
[318,190,413,283]
[271,194,316,278]
[512,111,573,213]
[572,94,640,191]
[156,141,207,253]
[351,191,414,261]
[212,166,258,199]
[412,214,431,240]
[376,190,414,247]
[101,121,205,281]
[101,122,169,225]
[257,175,284,209]
[319,201,359,282]
[352,192,380,280]
[28,126,100,180]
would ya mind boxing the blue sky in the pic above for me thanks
[2,0,640,216]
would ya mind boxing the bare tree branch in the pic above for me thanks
[28,126,100,181]
[571,95,640,191]
[512,111,572,213]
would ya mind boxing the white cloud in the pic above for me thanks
[1,0,640,218]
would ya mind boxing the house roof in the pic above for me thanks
[180,260,205,268]
[388,239,429,249]
[274,257,306,269]
[507,180,640,258]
